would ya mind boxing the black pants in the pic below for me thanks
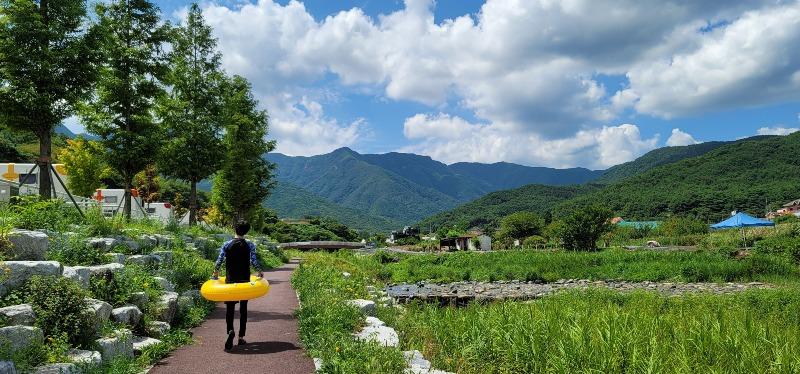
[225,300,248,337]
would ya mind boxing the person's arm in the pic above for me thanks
[248,241,265,278]
[212,241,230,278]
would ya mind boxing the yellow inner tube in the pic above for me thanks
[200,276,270,302]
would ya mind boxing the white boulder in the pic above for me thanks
[67,349,102,365]
[62,266,92,289]
[84,298,112,334]
[346,299,376,316]
[145,321,170,338]
[32,363,78,374]
[95,330,133,362]
[7,229,48,260]
[153,277,174,292]
[0,304,35,326]
[0,361,16,374]
[156,292,178,323]
[0,261,62,296]
[111,306,142,326]
[125,255,160,268]
[131,336,161,355]
[85,238,119,252]
[354,317,398,347]
[0,326,44,354]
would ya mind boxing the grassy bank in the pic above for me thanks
[394,289,800,373]
[381,248,800,284]
[292,252,406,373]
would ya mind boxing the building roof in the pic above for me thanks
[783,199,800,207]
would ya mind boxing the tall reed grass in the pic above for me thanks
[396,289,800,373]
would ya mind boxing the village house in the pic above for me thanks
[439,233,492,251]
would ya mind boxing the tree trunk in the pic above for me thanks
[37,130,52,200]
[189,178,197,226]
[123,181,132,220]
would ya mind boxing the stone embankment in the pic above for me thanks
[0,229,215,373]
[386,279,773,304]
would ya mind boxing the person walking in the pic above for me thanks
[212,221,265,351]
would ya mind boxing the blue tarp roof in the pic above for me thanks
[710,212,774,229]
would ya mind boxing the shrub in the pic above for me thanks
[8,196,81,232]
[560,205,614,251]
[162,249,214,294]
[90,266,163,308]
[48,235,106,266]
[656,216,709,237]
[522,235,546,249]
[27,276,93,346]
[0,340,46,372]
[755,236,800,263]
[773,214,800,224]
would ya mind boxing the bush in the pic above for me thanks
[656,216,709,237]
[560,205,614,251]
[27,276,93,346]
[8,196,81,232]
[48,235,106,266]
[162,249,214,294]
[755,236,800,262]
[773,215,800,224]
[0,340,46,372]
[523,235,547,249]
[90,266,163,308]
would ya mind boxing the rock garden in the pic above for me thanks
[0,198,286,373]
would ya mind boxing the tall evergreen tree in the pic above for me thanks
[212,75,275,222]
[158,3,224,225]
[0,0,98,198]
[81,0,170,218]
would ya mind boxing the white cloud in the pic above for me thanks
[666,128,699,146]
[757,126,800,136]
[196,0,800,165]
[620,2,800,117]
[403,113,483,140]
[400,116,658,169]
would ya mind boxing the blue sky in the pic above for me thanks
[69,0,800,169]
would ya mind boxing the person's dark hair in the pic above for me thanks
[234,221,251,236]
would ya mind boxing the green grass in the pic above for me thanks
[395,289,800,374]
[292,252,407,373]
[383,248,800,284]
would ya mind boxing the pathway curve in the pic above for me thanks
[150,260,316,374]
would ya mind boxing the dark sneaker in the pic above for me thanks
[238,338,247,346]
[224,330,235,351]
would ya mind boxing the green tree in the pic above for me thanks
[212,75,275,222]
[560,205,614,251]
[495,211,544,241]
[0,0,98,198]
[158,3,224,225]
[81,0,170,219]
[58,137,108,197]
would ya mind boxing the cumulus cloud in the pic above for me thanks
[619,2,800,117]
[195,0,800,165]
[400,116,658,169]
[666,128,699,146]
[757,127,800,136]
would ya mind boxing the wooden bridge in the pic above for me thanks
[278,241,366,250]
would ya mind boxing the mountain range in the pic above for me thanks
[264,147,602,230]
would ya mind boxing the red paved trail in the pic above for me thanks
[150,260,316,374]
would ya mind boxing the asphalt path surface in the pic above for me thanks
[150,260,315,374]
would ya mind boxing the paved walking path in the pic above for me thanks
[150,260,316,374]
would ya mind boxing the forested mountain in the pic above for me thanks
[595,136,775,183]
[418,184,601,232]
[555,134,800,221]
[266,147,604,224]
[422,133,800,230]
[450,162,603,190]
[263,181,400,233]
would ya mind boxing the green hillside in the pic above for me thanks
[556,133,800,221]
[263,181,400,233]
[596,136,776,183]
[450,162,603,190]
[267,148,461,224]
[418,184,601,231]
